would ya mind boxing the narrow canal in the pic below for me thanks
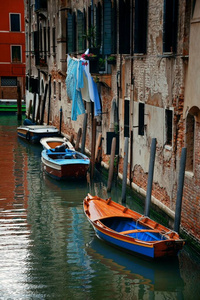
[0,115,200,300]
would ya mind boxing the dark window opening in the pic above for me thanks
[124,99,129,137]
[52,27,56,55]
[48,26,50,54]
[165,109,173,145]
[134,0,148,54]
[119,0,130,54]
[10,14,20,32]
[138,102,145,136]
[11,46,21,63]
[59,82,61,101]
[163,0,178,53]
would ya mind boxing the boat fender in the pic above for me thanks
[26,130,31,141]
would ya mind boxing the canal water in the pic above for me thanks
[0,115,200,300]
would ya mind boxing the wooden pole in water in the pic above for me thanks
[36,96,41,123]
[47,75,51,125]
[90,117,96,179]
[75,128,82,150]
[95,133,102,164]
[174,147,187,233]
[32,92,36,123]
[81,113,88,153]
[27,100,32,119]
[17,81,22,121]
[40,83,48,125]
[129,130,133,185]
[144,138,156,216]
[122,137,129,202]
[107,137,116,192]
[59,106,62,135]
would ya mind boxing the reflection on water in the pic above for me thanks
[0,116,200,299]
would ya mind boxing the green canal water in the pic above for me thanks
[0,115,200,300]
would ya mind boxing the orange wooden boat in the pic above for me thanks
[83,194,185,259]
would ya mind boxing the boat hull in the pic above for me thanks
[17,125,60,143]
[83,195,185,259]
[41,150,90,180]
[91,221,184,259]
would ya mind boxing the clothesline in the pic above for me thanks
[65,52,102,121]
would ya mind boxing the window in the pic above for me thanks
[59,82,61,100]
[185,113,195,172]
[53,81,56,97]
[119,0,130,54]
[11,46,21,63]
[124,99,129,137]
[52,27,56,55]
[163,0,178,53]
[165,109,173,145]
[1,77,17,86]
[67,12,76,53]
[134,0,148,54]
[138,102,145,136]
[10,14,20,32]
[103,0,112,55]
[77,10,85,53]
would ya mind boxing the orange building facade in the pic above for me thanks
[0,0,25,100]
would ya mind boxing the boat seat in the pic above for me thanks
[119,229,161,235]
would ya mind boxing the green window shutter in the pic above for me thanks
[77,10,84,53]
[95,3,101,49]
[67,12,73,53]
[119,0,130,54]
[67,12,76,53]
[111,0,117,54]
[103,0,112,55]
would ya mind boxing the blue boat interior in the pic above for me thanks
[46,149,84,160]
[101,217,166,242]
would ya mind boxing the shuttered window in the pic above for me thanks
[134,0,148,54]
[163,0,178,53]
[103,0,112,55]
[67,12,76,53]
[94,3,101,49]
[119,0,130,54]
[77,10,84,53]
[111,0,117,54]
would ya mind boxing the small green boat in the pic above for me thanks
[0,99,26,114]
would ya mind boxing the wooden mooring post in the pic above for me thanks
[107,137,116,192]
[121,137,129,203]
[174,147,187,233]
[144,138,156,217]
[17,81,22,121]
